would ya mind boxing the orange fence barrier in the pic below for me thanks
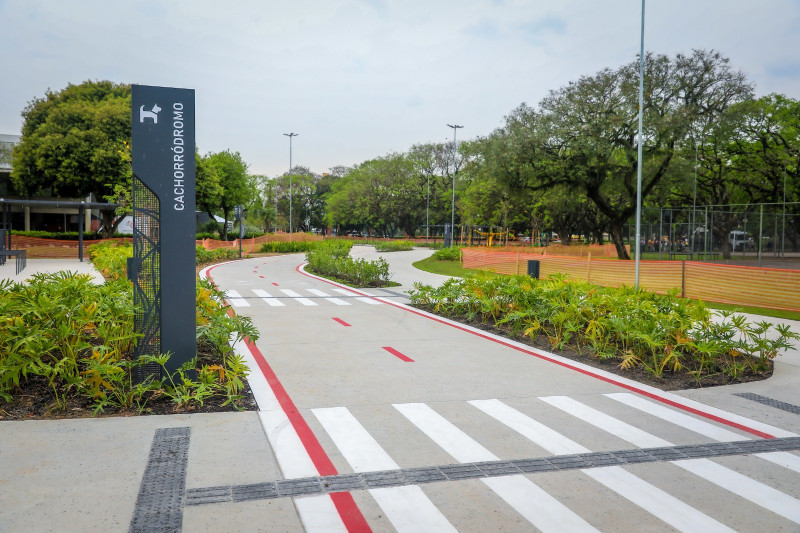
[9,236,131,258]
[9,233,324,258]
[462,248,800,312]
[485,243,625,258]
[197,232,323,253]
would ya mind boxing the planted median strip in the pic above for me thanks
[409,274,799,388]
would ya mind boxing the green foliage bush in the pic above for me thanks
[0,271,258,413]
[306,243,391,287]
[88,241,132,281]
[198,220,222,236]
[261,239,353,255]
[261,241,318,253]
[409,275,799,382]
[431,246,462,261]
[373,240,414,252]
[196,246,241,265]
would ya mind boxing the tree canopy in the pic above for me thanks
[470,50,753,258]
[11,80,132,236]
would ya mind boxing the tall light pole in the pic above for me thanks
[283,132,298,237]
[634,0,645,290]
[426,174,430,244]
[273,177,278,234]
[692,138,698,259]
[447,124,463,247]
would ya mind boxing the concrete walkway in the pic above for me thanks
[2,249,799,532]
[0,257,105,285]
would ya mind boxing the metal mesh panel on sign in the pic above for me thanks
[132,175,162,380]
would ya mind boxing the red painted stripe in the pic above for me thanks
[272,282,280,286]
[382,346,414,362]
[297,263,777,440]
[259,275,265,279]
[333,317,352,327]
[203,264,372,532]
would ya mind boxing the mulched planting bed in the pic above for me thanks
[0,343,258,421]
[414,305,774,391]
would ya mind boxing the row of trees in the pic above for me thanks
[9,50,799,258]
[319,50,799,259]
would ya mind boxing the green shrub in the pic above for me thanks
[409,274,799,382]
[88,241,132,281]
[306,244,391,287]
[261,239,352,255]
[0,271,257,413]
[431,246,462,261]
[198,220,222,236]
[374,240,414,252]
[261,241,318,253]
[196,246,241,265]
[196,232,218,240]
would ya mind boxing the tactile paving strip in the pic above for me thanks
[129,427,190,533]
[734,392,800,414]
[184,436,800,506]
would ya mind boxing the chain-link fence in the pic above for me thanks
[625,203,799,264]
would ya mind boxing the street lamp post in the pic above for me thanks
[692,139,698,259]
[426,174,430,244]
[273,178,278,234]
[447,124,463,247]
[634,0,645,290]
[283,133,298,238]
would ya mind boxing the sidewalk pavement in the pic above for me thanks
[0,258,105,285]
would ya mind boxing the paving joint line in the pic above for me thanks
[184,436,800,506]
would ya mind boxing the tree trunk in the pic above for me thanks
[100,209,121,239]
[608,224,630,260]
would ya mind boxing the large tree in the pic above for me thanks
[473,50,753,259]
[325,154,424,236]
[205,150,251,240]
[11,80,131,236]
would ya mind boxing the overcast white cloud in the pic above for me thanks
[1,0,799,176]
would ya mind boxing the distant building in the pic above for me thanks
[1,133,97,232]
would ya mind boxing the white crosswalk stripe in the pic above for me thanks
[225,289,250,307]
[278,288,318,306]
[542,395,800,525]
[331,288,383,304]
[228,288,393,306]
[256,385,800,531]
[252,289,286,307]
[467,399,734,533]
[393,402,600,532]
[306,288,350,305]
[606,392,800,474]
[312,406,458,533]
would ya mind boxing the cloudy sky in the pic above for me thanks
[1,0,799,177]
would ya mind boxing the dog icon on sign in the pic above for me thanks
[139,104,162,124]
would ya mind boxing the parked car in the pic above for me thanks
[729,230,751,251]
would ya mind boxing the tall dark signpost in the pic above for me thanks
[130,85,196,377]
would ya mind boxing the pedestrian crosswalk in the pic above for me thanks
[297,394,800,532]
[224,287,388,308]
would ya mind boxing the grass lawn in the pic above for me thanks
[412,257,800,321]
